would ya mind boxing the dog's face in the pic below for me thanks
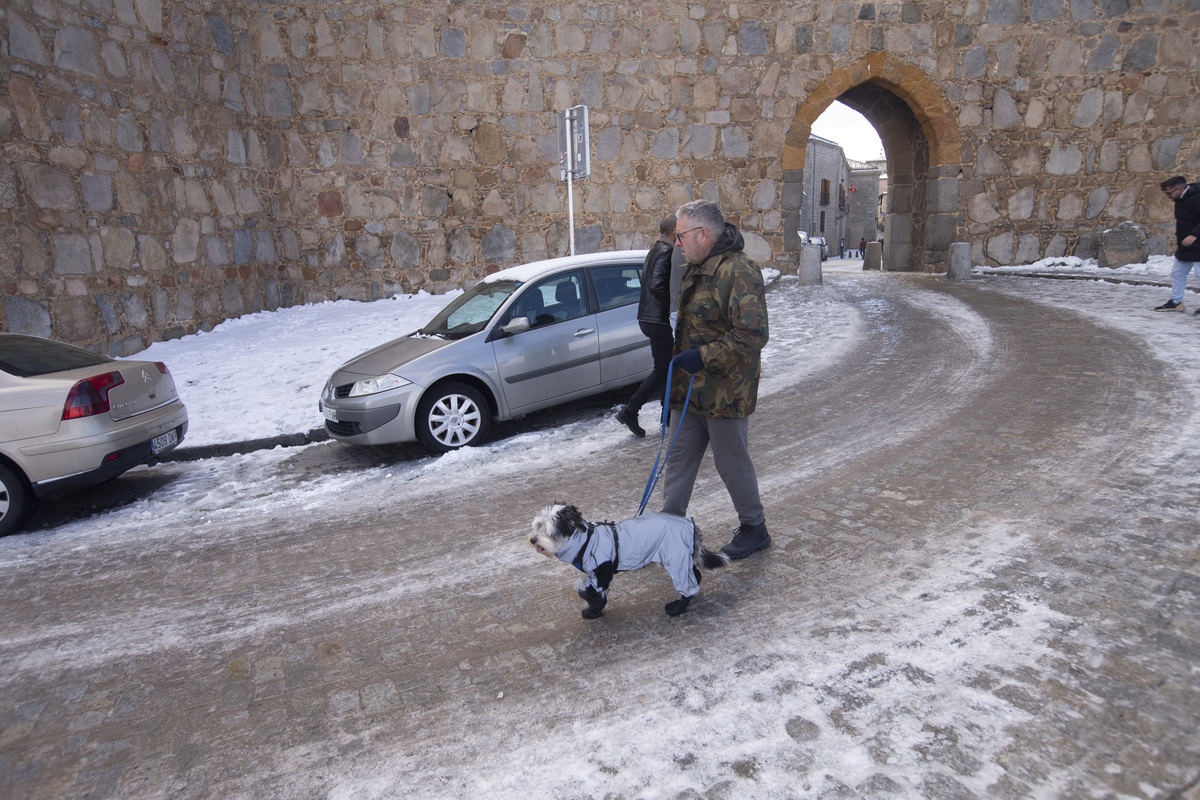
[529,503,586,557]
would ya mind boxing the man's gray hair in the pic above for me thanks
[677,199,725,237]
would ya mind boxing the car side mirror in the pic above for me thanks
[502,317,531,335]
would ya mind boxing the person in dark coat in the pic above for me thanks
[617,215,677,437]
[662,199,770,560]
[1155,175,1200,313]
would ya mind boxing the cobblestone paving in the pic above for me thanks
[1,274,1197,798]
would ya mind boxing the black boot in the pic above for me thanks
[665,595,692,616]
[616,406,645,437]
[720,522,771,560]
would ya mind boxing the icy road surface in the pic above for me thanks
[2,270,1198,799]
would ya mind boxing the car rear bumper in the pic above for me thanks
[32,419,188,498]
[10,403,189,494]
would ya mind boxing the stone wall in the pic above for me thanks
[2,0,1198,352]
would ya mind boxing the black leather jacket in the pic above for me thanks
[638,238,674,325]
[1172,183,1200,262]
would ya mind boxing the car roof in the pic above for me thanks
[481,250,649,285]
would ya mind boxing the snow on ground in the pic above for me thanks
[139,290,459,446]
[138,254,1196,449]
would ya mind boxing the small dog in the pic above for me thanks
[529,503,729,618]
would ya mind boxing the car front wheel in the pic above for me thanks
[0,463,33,537]
[415,383,491,453]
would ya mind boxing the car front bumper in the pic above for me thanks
[320,383,419,445]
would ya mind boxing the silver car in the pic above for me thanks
[0,333,188,536]
[320,250,653,453]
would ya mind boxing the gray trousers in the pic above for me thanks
[660,410,765,528]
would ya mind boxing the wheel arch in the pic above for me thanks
[0,451,36,536]
[419,373,501,422]
[0,451,32,491]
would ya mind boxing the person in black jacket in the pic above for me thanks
[1155,175,1200,313]
[617,215,677,437]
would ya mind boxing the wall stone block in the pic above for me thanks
[51,233,93,275]
[121,292,149,329]
[1,0,1196,347]
[92,294,121,335]
[4,296,52,337]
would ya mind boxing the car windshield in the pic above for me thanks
[418,279,521,340]
[0,335,113,378]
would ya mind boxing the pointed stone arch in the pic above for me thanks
[783,53,962,273]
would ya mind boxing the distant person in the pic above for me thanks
[617,215,677,437]
[860,237,867,257]
[662,199,770,560]
[1155,175,1200,313]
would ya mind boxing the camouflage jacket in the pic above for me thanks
[670,225,769,418]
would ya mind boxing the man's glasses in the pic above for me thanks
[675,226,704,243]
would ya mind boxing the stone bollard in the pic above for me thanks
[863,241,882,271]
[947,242,972,280]
[798,245,823,285]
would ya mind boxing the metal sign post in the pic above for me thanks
[557,105,589,256]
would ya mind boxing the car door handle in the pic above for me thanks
[573,328,595,337]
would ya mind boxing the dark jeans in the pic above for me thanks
[626,322,674,413]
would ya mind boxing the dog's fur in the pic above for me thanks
[529,503,729,618]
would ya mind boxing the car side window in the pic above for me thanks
[511,272,588,329]
[589,265,642,312]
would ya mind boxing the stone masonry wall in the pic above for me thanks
[2,1,1198,352]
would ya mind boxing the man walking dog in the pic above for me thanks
[660,199,771,560]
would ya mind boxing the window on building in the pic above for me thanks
[820,179,830,206]
[820,211,826,232]
[839,184,846,212]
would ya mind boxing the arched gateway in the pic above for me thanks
[784,54,963,273]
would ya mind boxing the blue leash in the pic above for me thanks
[636,356,694,516]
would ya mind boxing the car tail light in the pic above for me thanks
[62,371,126,420]
[155,362,170,375]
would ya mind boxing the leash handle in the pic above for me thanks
[637,356,694,516]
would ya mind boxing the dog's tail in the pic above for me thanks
[698,547,730,570]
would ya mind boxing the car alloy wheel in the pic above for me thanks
[415,382,491,453]
[0,463,33,537]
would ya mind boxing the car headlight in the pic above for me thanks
[348,374,412,397]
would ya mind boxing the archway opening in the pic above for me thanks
[840,82,928,272]
[810,101,886,260]
[782,55,961,274]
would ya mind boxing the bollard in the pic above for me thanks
[798,245,823,285]
[863,241,882,271]
[947,242,972,280]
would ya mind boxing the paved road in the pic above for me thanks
[2,272,1198,798]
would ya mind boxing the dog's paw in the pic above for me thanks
[577,584,606,602]
[580,587,607,619]
[665,595,692,617]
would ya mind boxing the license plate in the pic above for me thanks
[151,429,178,454]
[323,406,339,423]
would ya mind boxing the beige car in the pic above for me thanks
[0,333,189,536]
